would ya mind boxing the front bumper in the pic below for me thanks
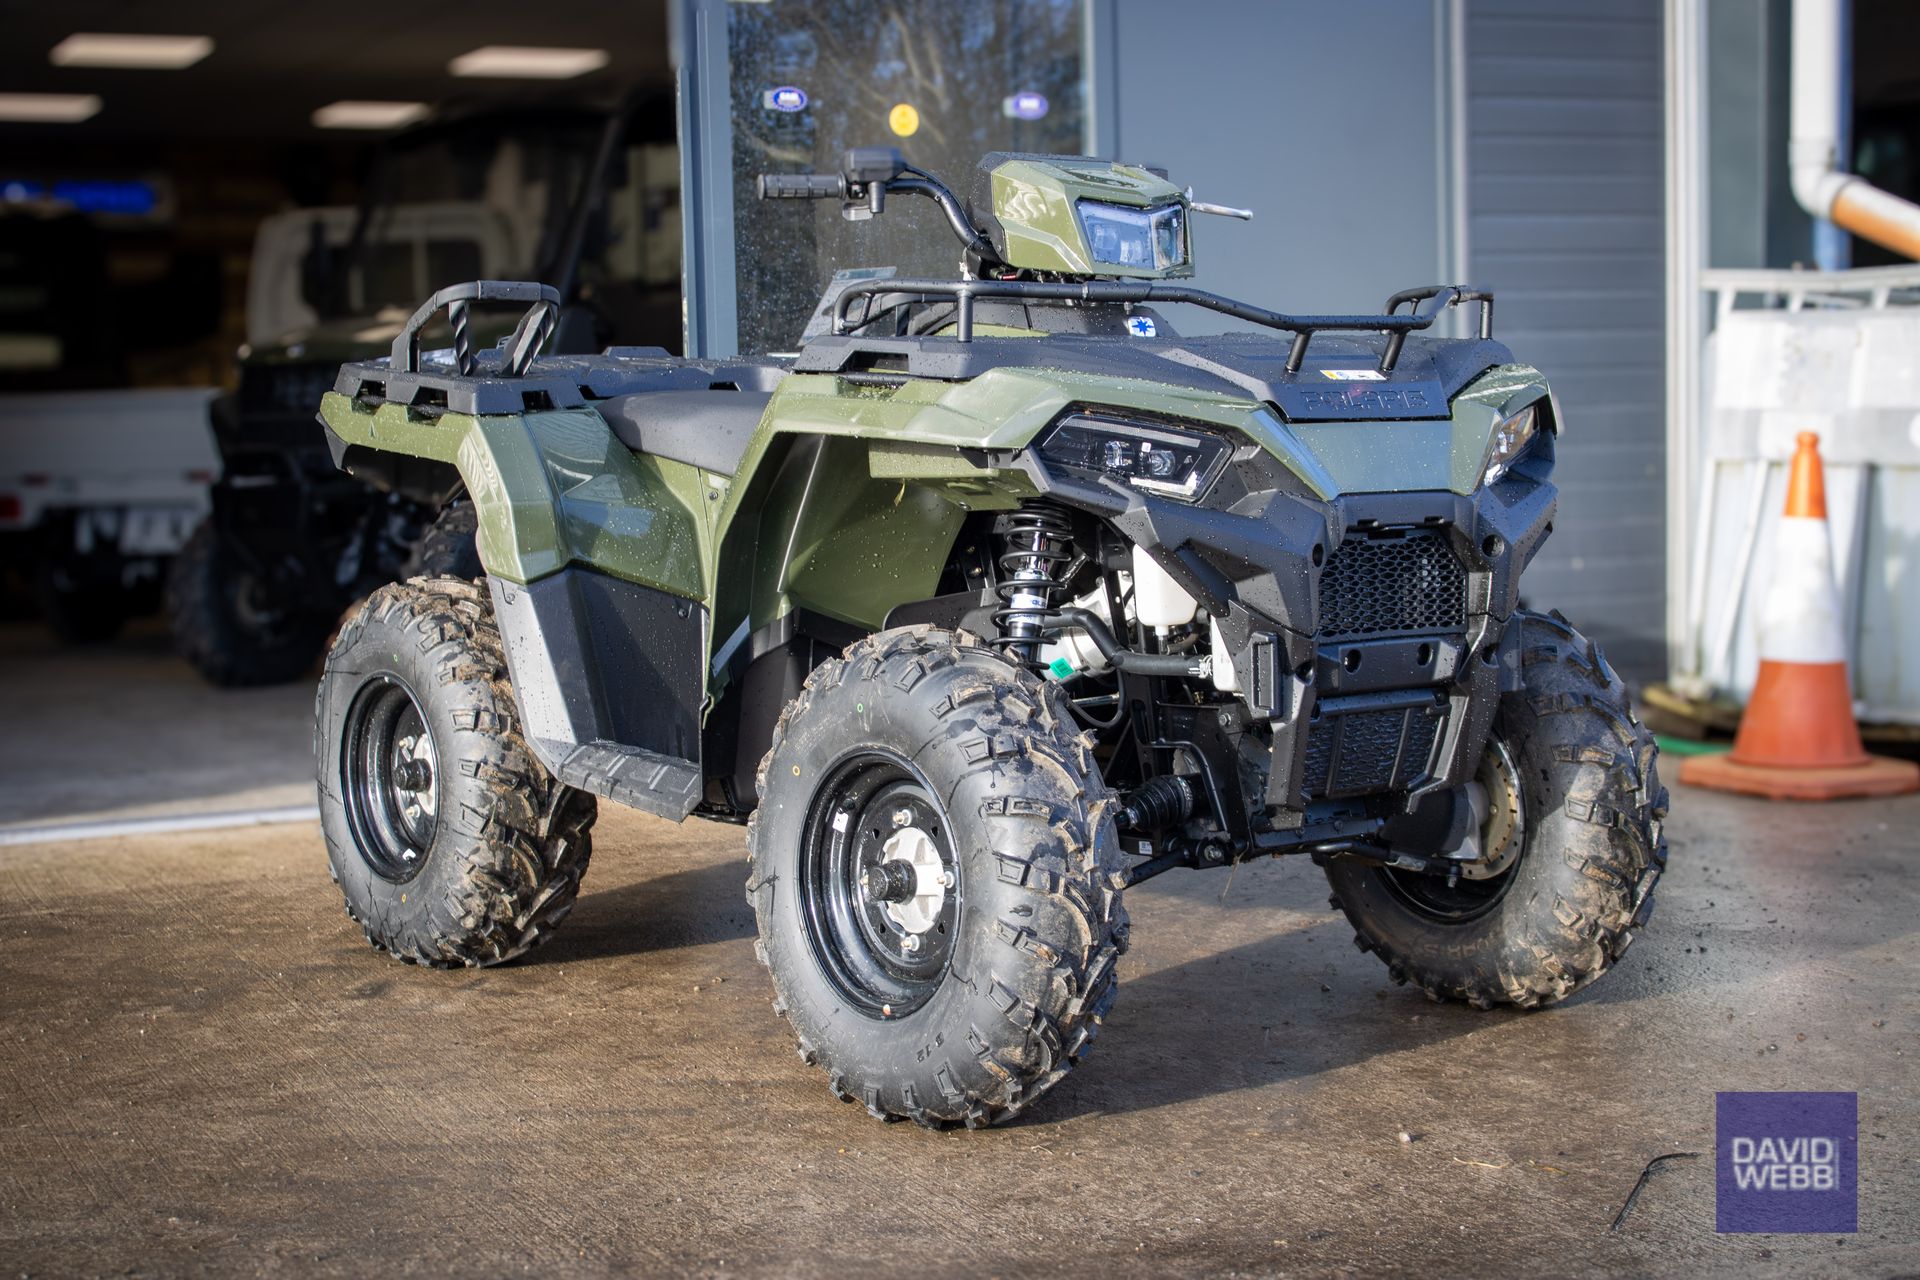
[1022,449,1557,825]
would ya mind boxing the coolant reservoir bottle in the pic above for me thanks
[1131,544,1197,628]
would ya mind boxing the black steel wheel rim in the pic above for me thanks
[340,674,439,882]
[797,750,962,1019]
[1383,860,1514,922]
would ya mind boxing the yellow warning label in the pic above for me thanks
[888,103,920,137]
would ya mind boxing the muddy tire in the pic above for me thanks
[315,577,597,968]
[167,517,331,686]
[1326,610,1668,1008]
[400,501,482,581]
[748,626,1128,1128]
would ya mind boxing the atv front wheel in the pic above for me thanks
[315,577,597,967]
[749,627,1128,1127]
[1326,610,1668,1008]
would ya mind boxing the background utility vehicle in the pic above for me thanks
[313,148,1668,1128]
[171,98,681,685]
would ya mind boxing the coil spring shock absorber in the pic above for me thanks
[992,503,1074,665]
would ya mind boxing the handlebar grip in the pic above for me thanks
[757,173,844,199]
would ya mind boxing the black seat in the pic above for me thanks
[597,389,775,475]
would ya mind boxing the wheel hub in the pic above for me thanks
[393,733,436,831]
[866,825,951,936]
[798,756,963,1019]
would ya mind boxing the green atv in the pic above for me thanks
[312,148,1667,1128]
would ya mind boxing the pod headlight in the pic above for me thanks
[1076,200,1187,271]
[1481,403,1542,487]
[1035,413,1231,501]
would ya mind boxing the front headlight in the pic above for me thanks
[1481,403,1541,487]
[1076,200,1187,270]
[1034,413,1231,501]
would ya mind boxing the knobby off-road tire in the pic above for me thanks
[748,626,1129,1128]
[167,517,331,686]
[1327,610,1669,1008]
[315,576,597,967]
[400,501,482,581]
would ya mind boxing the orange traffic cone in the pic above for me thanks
[1681,432,1919,800]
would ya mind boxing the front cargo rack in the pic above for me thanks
[829,279,1494,375]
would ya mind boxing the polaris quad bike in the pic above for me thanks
[313,148,1667,1129]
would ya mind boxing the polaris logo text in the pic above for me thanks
[1728,1136,1838,1190]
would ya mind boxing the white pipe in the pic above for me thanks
[1791,0,1920,260]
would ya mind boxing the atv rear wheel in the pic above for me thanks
[316,577,597,967]
[167,517,332,686]
[749,626,1128,1127]
[1326,610,1668,1008]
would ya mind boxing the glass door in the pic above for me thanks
[678,0,1089,356]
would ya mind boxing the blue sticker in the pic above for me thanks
[764,86,808,113]
[1126,315,1157,338]
[1003,91,1050,122]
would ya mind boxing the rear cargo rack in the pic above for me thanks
[390,279,560,378]
[830,280,1494,375]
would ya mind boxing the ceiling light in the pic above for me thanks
[50,33,213,69]
[312,100,430,130]
[448,46,609,79]
[0,93,103,123]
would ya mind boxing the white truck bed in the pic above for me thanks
[0,387,220,553]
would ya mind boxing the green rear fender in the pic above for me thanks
[319,394,710,599]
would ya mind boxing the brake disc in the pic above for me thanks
[1460,738,1524,881]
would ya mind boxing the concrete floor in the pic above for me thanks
[0,621,314,834]
[0,624,1915,1277]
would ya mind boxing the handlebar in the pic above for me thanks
[757,152,994,262]
[757,173,844,199]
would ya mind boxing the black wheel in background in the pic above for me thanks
[400,502,482,581]
[33,561,129,645]
[166,517,332,686]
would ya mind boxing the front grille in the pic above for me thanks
[1301,694,1446,800]
[1319,529,1466,640]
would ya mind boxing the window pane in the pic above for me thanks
[727,0,1085,354]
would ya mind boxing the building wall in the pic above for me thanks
[1103,0,1451,322]
[1103,0,1670,678]
[1463,0,1668,678]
